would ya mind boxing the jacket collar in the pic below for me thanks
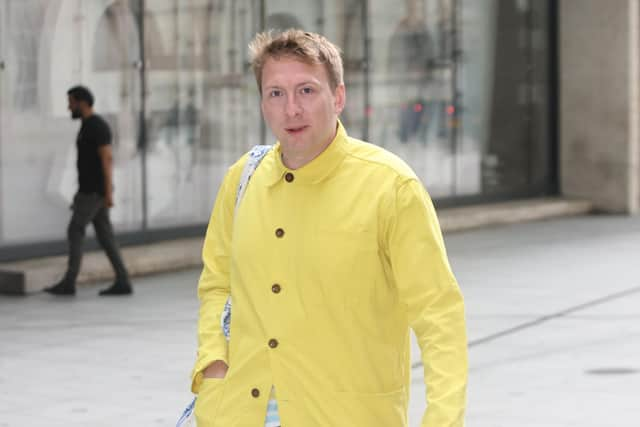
[262,120,348,186]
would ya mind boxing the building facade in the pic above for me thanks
[0,0,555,260]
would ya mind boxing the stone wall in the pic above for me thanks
[560,0,640,213]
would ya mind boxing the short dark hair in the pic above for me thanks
[67,85,95,107]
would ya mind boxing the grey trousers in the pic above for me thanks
[63,192,129,286]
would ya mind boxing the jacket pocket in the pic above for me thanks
[194,378,226,427]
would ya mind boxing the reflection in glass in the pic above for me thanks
[461,0,550,197]
[368,0,464,197]
[143,0,262,228]
[387,0,435,143]
[10,1,48,111]
[266,13,303,31]
[0,0,552,251]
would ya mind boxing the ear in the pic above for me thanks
[334,84,346,115]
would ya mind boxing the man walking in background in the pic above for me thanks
[45,86,132,296]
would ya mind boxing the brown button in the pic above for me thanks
[268,338,279,348]
[285,172,295,182]
[272,284,281,294]
[251,388,260,398]
[275,228,285,238]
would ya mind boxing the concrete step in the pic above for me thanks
[0,197,593,295]
[439,197,594,232]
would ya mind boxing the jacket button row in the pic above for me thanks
[251,388,260,398]
[268,338,279,348]
[275,228,285,238]
[272,284,281,294]
[285,172,295,183]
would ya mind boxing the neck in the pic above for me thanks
[281,125,339,170]
[81,108,94,120]
[281,151,319,170]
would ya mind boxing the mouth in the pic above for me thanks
[285,125,309,135]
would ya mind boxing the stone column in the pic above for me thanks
[560,0,640,213]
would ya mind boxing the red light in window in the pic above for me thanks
[413,103,423,113]
[447,105,456,116]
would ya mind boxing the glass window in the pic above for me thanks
[0,0,553,254]
[369,0,460,197]
[461,0,551,197]
[0,1,5,243]
[0,0,78,245]
[144,0,262,228]
[0,0,144,245]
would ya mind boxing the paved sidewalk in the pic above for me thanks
[1,214,639,426]
[0,197,592,294]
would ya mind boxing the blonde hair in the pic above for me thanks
[248,29,344,94]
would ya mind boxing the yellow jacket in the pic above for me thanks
[192,123,468,426]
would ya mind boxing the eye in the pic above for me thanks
[268,89,283,98]
[301,87,314,95]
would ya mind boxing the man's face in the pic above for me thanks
[260,57,345,162]
[67,95,82,119]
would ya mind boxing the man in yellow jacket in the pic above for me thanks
[192,29,468,426]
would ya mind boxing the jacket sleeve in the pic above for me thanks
[387,178,468,426]
[190,165,240,393]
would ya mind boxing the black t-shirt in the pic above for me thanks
[76,114,111,195]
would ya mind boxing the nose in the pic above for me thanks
[284,94,302,117]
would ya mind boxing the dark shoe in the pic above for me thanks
[44,281,76,296]
[98,282,133,296]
